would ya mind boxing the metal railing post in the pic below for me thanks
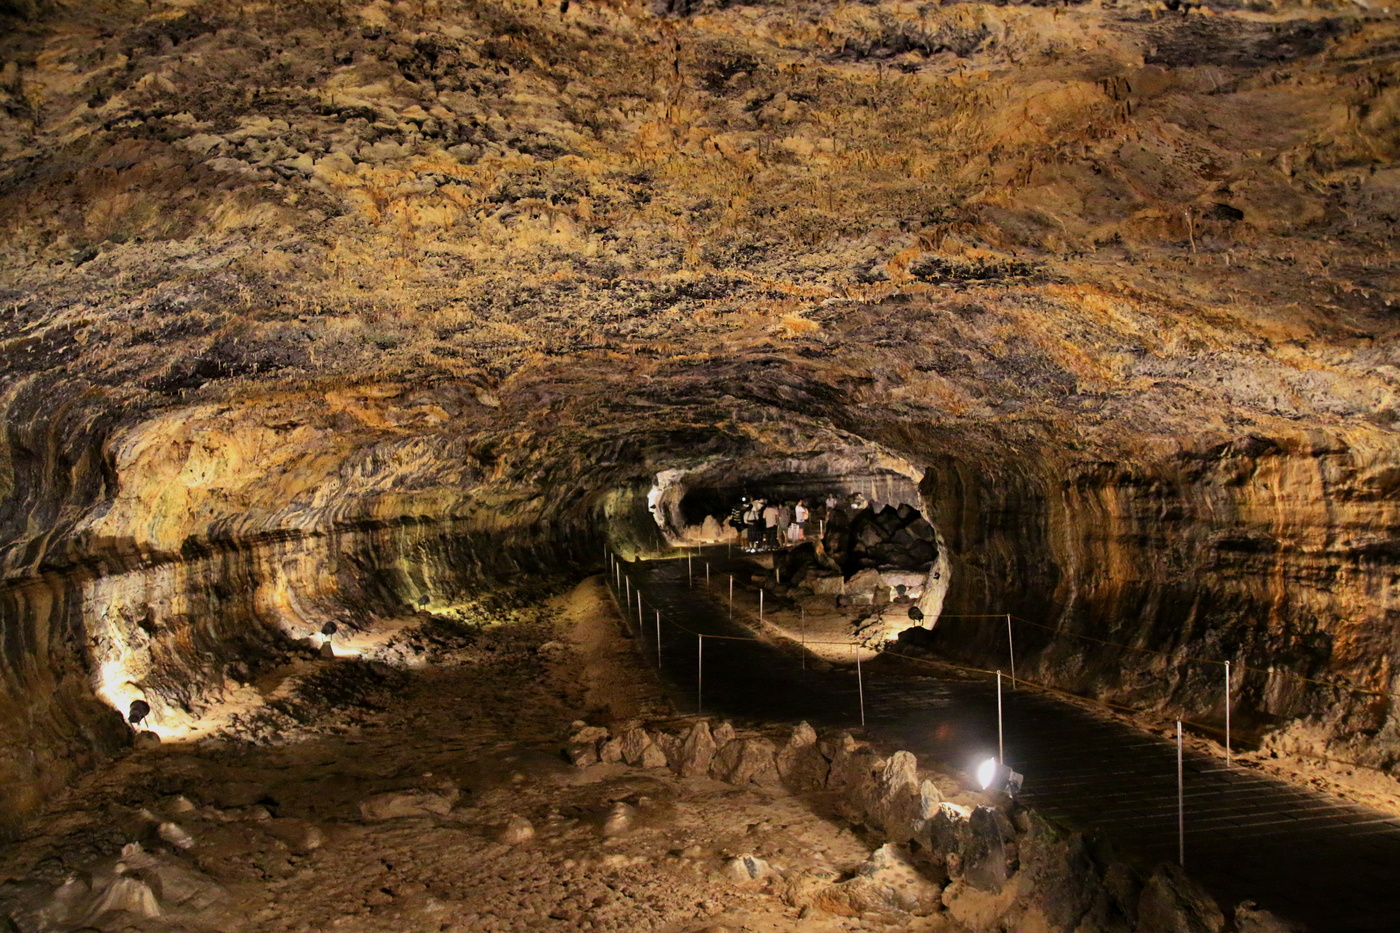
[1177,721,1185,867]
[698,635,704,714]
[856,644,866,727]
[1006,613,1017,688]
[997,670,1004,763]
[1225,661,1232,768]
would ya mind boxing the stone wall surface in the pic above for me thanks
[1,0,1398,839]
[0,383,603,833]
[923,432,1400,767]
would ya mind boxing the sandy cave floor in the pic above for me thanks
[0,577,963,933]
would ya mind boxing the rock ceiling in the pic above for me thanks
[1,0,1396,510]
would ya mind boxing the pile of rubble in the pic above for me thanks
[825,504,940,574]
[760,503,939,608]
[566,719,1297,933]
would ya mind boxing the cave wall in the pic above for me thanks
[0,513,589,838]
[0,388,602,838]
[921,432,1400,763]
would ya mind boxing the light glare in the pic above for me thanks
[977,756,998,790]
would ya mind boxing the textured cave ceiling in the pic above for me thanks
[0,0,1396,562]
[1,0,1397,567]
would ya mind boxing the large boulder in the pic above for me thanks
[653,730,683,769]
[1015,813,1115,932]
[961,806,1018,892]
[824,734,878,793]
[712,720,737,748]
[845,567,883,596]
[921,801,973,880]
[678,721,718,777]
[1136,863,1225,933]
[906,518,936,542]
[806,573,846,596]
[869,751,924,843]
[565,725,607,767]
[711,737,780,786]
[856,524,885,549]
[620,727,655,767]
[872,506,904,536]
[776,721,829,791]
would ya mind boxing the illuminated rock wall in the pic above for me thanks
[924,433,1400,767]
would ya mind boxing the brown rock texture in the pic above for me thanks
[0,0,1397,832]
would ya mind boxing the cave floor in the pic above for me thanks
[0,578,948,933]
[623,553,1400,933]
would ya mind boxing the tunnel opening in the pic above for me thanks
[612,450,956,648]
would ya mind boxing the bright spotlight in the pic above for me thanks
[977,756,998,790]
[975,757,1025,797]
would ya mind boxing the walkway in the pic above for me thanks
[614,552,1400,933]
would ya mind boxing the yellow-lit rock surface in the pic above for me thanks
[0,0,1398,829]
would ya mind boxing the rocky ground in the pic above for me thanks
[0,576,990,933]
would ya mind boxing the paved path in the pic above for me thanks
[614,553,1400,933]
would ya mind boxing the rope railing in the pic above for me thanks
[931,613,1400,775]
[602,546,1400,781]
[920,610,1400,704]
[602,548,871,723]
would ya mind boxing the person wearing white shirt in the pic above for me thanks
[762,502,780,548]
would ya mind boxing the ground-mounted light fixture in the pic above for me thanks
[976,756,1024,797]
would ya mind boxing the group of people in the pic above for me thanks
[728,491,868,552]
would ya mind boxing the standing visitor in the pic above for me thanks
[746,498,764,551]
[762,500,780,548]
[794,499,809,540]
